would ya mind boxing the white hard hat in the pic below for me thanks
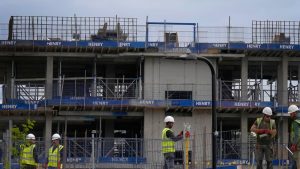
[288,105,299,114]
[52,133,61,140]
[164,116,175,123]
[26,133,35,140]
[262,107,272,116]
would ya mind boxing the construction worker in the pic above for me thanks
[288,104,300,169]
[250,107,277,169]
[45,134,64,169]
[19,133,39,169]
[162,116,183,169]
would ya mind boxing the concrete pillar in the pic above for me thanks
[138,57,143,99]
[4,63,12,101]
[44,112,52,153]
[5,60,16,100]
[277,57,288,106]
[240,114,248,159]
[92,58,97,97]
[277,117,289,160]
[241,57,248,101]
[8,120,13,168]
[46,56,53,99]
[58,59,62,97]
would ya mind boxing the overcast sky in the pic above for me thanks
[0,0,299,27]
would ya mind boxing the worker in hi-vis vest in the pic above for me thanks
[19,133,39,169]
[288,104,300,169]
[44,134,64,169]
[162,116,183,169]
[250,107,277,169]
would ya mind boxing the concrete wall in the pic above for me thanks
[143,57,214,164]
[144,57,213,100]
[143,107,212,165]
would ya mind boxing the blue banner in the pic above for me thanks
[130,99,167,107]
[1,98,276,110]
[0,103,37,110]
[99,157,146,164]
[171,100,193,107]
[2,40,300,52]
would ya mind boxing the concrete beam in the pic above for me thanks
[58,111,143,116]
[248,56,300,62]
[248,57,281,61]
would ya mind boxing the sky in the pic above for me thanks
[0,0,300,27]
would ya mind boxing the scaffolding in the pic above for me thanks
[8,16,138,41]
[252,20,300,44]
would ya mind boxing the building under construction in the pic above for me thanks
[0,16,300,168]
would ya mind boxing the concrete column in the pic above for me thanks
[240,114,248,159]
[46,56,53,99]
[5,60,16,100]
[92,58,97,97]
[4,62,12,101]
[241,57,248,101]
[58,59,62,97]
[277,117,289,160]
[138,57,143,99]
[277,57,288,106]
[44,112,52,153]
[8,120,13,168]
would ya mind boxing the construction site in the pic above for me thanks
[0,16,300,169]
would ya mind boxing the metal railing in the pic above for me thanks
[2,17,299,44]
[6,78,300,104]
[6,77,299,104]
[221,79,277,102]
[0,130,291,169]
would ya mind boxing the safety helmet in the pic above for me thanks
[26,133,35,140]
[52,133,61,140]
[262,107,272,116]
[164,116,175,123]
[288,105,299,114]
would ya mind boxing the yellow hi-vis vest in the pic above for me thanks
[20,144,37,166]
[162,128,175,154]
[48,145,64,168]
[256,117,276,139]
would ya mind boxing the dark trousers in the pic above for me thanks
[255,144,273,169]
[20,164,36,169]
[164,152,175,169]
[290,159,297,169]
